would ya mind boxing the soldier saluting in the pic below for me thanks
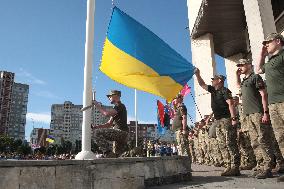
[194,68,240,176]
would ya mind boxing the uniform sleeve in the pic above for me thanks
[253,74,265,90]
[223,88,233,100]
[207,85,214,93]
[180,105,187,115]
[114,104,122,114]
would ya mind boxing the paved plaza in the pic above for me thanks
[148,164,284,189]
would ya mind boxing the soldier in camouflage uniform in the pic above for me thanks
[256,33,284,181]
[92,90,128,157]
[172,94,190,157]
[188,130,196,163]
[195,68,240,176]
[236,58,282,178]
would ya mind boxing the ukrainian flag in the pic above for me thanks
[46,135,55,143]
[100,7,195,101]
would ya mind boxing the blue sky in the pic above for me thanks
[0,0,226,140]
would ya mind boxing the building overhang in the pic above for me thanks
[190,0,248,58]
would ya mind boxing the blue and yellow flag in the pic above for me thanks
[100,7,195,101]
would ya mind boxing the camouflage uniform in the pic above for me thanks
[238,104,256,169]
[94,101,128,157]
[95,128,128,155]
[215,118,240,168]
[172,103,190,157]
[269,102,284,155]
[188,136,196,163]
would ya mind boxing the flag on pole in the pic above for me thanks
[100,7,195,101]
[180,84,191,97]
[46,135,55,143]
[157,100,166,135]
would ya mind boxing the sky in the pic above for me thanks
[0,0,226,141]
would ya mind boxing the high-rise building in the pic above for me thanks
[30,128,50,148]
[50,101,112,144]
[0,71,29,140]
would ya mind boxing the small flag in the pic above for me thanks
[180,84,191,97]
[46,135,55,143]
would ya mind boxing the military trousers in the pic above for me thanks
[94,128,128,156]
[175,130,190,157]
[269,102,284,156]
[244,113,274,170]
[215,118,240,168]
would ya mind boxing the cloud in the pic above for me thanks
[17,68,46,85]
[26,113,51,124]
[33,91,60,99]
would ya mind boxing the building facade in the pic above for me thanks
[0,71,29,140]
[50,101,112,145]
[30,128,51,148]
[187,0,284,120]
[128,121,175,142]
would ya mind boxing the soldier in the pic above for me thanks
[188,130,196,163]
[256,33,284,181]
[195,68,240,176]
[172,94,190,157]
[236,59,279,178]
[92,90,128,157]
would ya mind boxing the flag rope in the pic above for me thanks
[190,92,203,119]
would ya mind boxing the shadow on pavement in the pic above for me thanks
[147,176,234,189]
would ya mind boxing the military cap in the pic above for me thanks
[211,74,226,81]
[262,33,284,45]
[237,59,252,66]
[175,93,183,99]
[106,90,121,97]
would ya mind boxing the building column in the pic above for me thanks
[191,33,216,121]
[242,0,276,66]
[224,53,243,97]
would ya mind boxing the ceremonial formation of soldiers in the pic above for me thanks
[91,33,284,182]
[172,33,284,180]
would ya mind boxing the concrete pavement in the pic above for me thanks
[147,163,284,189]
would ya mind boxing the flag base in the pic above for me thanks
[75,151,96,160]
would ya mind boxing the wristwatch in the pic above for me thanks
[264,110,269,114]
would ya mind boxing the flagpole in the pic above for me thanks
[75,0,96,160]
[135,89,138,147]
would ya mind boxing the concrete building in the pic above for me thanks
[50,101,112,145]
[0,71,29,140]
[128,121,156,140]
[128,121,175,142]
[187,0,284,120]
[30,128,51,148]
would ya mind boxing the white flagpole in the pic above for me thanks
[135,89,138,147]
[75,0,96,160]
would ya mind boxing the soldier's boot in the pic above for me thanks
[255,169,273,179]
[273,163,284,174]
[221,166,240,176]
[220,167,231,176]
[277,175,284,182]
[240,163,256,170]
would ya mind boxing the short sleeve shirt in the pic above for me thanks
[240,73,265,115]
[207,85,232,120]
[172,104,187,131]
[262,49,284,104]
[112,102,128,132]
